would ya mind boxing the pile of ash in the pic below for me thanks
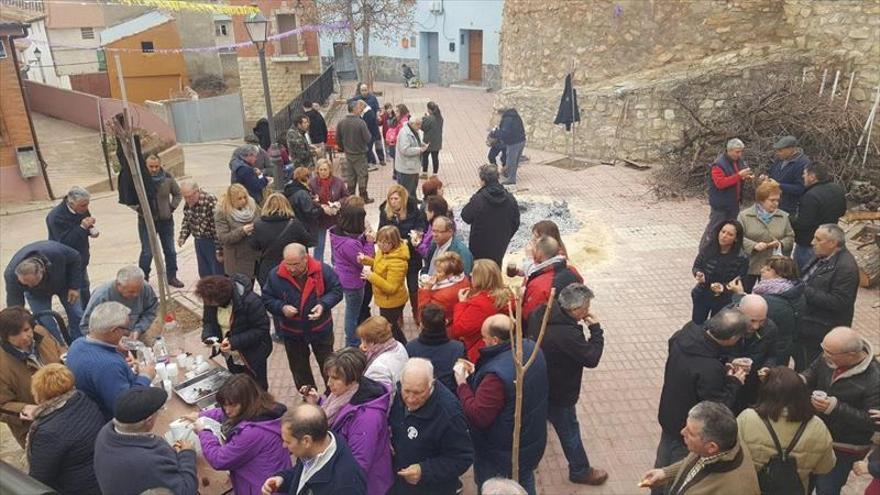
[453,200,582,254]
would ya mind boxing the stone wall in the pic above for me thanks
[238,56,321,122]
[498,0,880,162]
[369,55,502,89]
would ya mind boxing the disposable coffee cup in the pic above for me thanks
[812,390,828,400]
[731,357,753,371]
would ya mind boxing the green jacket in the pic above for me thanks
[286,127,315,169]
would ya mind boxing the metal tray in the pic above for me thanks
[173,367,232,405]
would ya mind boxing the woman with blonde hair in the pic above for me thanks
[356,316,408,389]
[249,192,312,286]
[378,184,426,325]
[308,158,349,262]
[358,225,410,344]
[215,183,261,280]
[738,179,795,292]
[27,363,104,494]
[417,251,471,324]
[452,259,513,362]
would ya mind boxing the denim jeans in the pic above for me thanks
[473,455,536,495]
[25,292,83,344]
[343,288,364,347]
[138,217,178,280]
[503,141,525,184]
[793,243,814,273]
[397,172,419,199]
[366,137,385,164]
[815,450,861,495]
[313,227,328,263]
[652,430,689,495]
[547,404,591,478]
[194,237,224,278]
[79,267,91,308]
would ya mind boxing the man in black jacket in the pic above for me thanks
[303,100,328,148]
[4,240,83,344]
[802,326,880,495]
[527,284,608,486]
[795,223,860,371]
[651,309,750,495]
[46,186,99,306]
[496,108,526,186]
[790,162,846,271]
[460,165,520,267]
[725,293,782,412]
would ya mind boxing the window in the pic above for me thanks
[276,14,298,55]
[97,50,106,71]
[215,22,228,36]
[0,39,6,59]
[141,41,154,53]
[81,27,95,40]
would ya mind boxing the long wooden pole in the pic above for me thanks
[113,54,170,327]
[511,287,555,483]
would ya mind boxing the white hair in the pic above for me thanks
[410,115,423,125]
[88,301,131,335]
[66,186,90,205]
[401,358,434,387]
[116,265,145,286]
[727,138,745,150]
[283,243,307,258]
[14,258,45,279]
[178,179,199,191]
[482,477,527,495]
[818,223,845,246]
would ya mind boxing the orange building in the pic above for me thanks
[102,11,188,104]
[0,21,51,203]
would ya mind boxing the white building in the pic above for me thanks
[22,17,71,88]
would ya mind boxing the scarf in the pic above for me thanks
[526,254,566,278]
[755,203,774,225]
[321,383,359,425]
[149,169,166,185]
[25,389,78,455]
[316,176,333,204]
[365,339,400,369]
[230,205,255,224]
[431,273,466,290]
[752,277,795,296]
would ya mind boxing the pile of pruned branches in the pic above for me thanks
[651,62,879,205]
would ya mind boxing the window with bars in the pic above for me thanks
[81,27,95,39]
[141,41,154,53]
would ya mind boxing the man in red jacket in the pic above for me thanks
[522,236,582,323]
[700,139,753,250]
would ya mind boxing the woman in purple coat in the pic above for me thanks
[330,197,375,347]
[300,347,394,495]
[308,158,349,263]
[186,374,291,495]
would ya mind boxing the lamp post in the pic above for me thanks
[244,11,283,190]
[33,47,46,83]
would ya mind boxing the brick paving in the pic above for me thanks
[1,82,877,494]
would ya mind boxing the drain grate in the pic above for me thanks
[544,157,599,171]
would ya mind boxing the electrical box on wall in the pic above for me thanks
[429,0,443,14]
[449,42,455,52]
[16,146,40,178]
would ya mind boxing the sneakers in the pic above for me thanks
[368,164,379,172]
[570,468,609,486]
[167,278,185,289]
[380,161,387,167]
[419,172,428,179]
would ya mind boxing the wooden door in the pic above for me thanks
[468,30,482,81]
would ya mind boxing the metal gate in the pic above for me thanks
[169,92,245,143]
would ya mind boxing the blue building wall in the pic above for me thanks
[319,0,504,88]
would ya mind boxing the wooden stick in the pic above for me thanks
[830,70,840,101]
[844,71,856,110]
[511,285,524,484]
[802,67,807,85]
[862,90,878,167]
[523,288,554,371]
[819,69,828,96]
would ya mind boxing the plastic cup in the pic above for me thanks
[166,363,179,384]
[731,357,753,372]
[155,362,167,380]
[812,390,828,400]
[176,354,187,368]
[195,354,205,365]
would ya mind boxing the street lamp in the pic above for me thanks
[33,47,46,83]
[244,11,283,190]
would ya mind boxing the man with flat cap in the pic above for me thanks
[762,135,811,214]
[93,387,198,495]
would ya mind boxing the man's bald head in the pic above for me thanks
[284,403,328,442]
[822,327,865,368]
[739,294,768,333]
[283,243,307,258]
[401,358,434,387]
[481,314,513,344]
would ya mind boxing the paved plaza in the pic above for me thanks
[1,82,877,494]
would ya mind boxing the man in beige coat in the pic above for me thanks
[642,401,760,495]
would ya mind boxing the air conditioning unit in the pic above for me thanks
[429,0,443,15]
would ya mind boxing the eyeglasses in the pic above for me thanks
[820,346,853,357]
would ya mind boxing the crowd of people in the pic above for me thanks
[0,86,877,495]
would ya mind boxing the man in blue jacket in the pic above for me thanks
[701,138,753,250]
[763,135,811,215]
[262,243,343,391]
[46,186,99,306]
[66,301,155,419]
[230,144,271,203]
[263,403,366,495]
[389,358,474,494]
[4,240,83,343]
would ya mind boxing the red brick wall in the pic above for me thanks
[0,35,50,202]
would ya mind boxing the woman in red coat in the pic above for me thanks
[450,259,513,362]
[417,251,469,324]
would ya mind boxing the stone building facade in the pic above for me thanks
[495,0,880,162]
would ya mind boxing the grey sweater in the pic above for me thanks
[93,422,197,495]
[81,281,158,335]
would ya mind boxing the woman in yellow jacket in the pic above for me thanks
[358,225,410,344]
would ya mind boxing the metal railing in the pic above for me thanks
[0,0,45,12]
[272,64,335,137]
